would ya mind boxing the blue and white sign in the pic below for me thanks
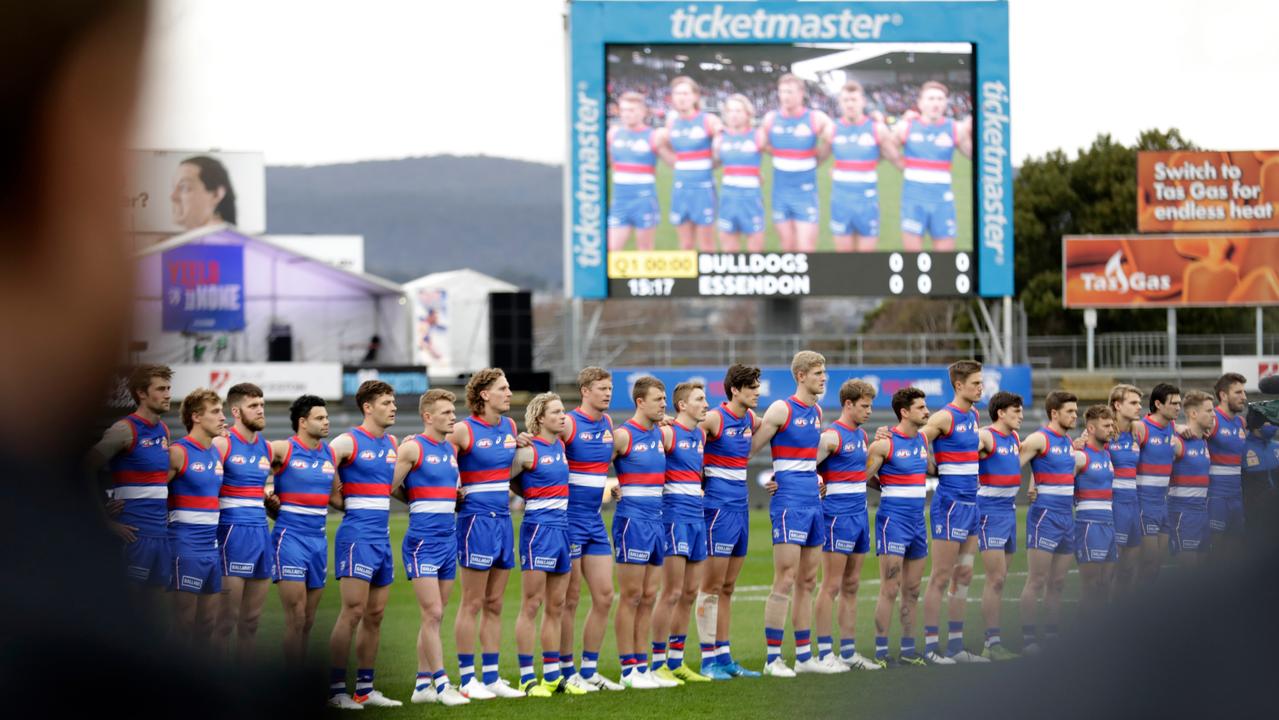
[161,244,245,332]
[611,364,1032,412]
[566,1,1013,298]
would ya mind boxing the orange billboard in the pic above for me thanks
[1137,150,1279,233]
[1062,234,1279,308]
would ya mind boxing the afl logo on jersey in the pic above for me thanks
[539,455,556,465]
[359,450,376,461]
[477,439,492,449]
[843,442,860,453]
[678,440,691,450]
[1091,461,1108,471]
[426,454,441,464]
[579,431,594,442]
[289,459,308,470]
[793,417,811,427]
[633,442,651,453]
[1149,436,1164,446]
[230,454,247,465]
[190,462,207,472]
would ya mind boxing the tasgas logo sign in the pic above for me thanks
[1080,251,1171,294]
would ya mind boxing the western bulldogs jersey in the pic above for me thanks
[1107,430,1140,502]
[667,111,714,187]
[1030,427,1076,513]
[831,117,879,191]
[901,118,956,202]
[770,396,822,509]
[767,109,819,186]
[933,403,981,499]
[663,421,705,523]
[1074,446,1114,523]
[337,427,396,539]
[108,413,172,537]
[565,408,613,520]
[977,428,1021,509]
[703,404,753,510]
[522,437,569,527]
[404,434,458,534]
[878,429,928,512]
[818,421,869,515]
[718,130,762,191]
[218,428,270,525]
[1170,436,1210,507]
[610,126,657,198]
[1207,408,1246,497]
[274,437,337,534]
[168,436,223,546]
[1137,415,1175,501]
[614,420,665,522]
[457,415,517,516]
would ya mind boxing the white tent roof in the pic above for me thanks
[403,267,518,291]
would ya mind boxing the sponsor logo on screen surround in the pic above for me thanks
[668,6,902,41]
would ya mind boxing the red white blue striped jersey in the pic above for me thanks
[404,434,458,534]
[901,118,956,202]
[766,109,819,186]
[1170,436,1210,508]
[337,427,396,539]
[818,421,868,515]
[522,437,569,527]
[830,117,879,191]
[703,404,754,510]
[769,396,822,509]
[108,413,171,537]
[932,403,980,498]
[1074,445,1114,522]
[168,436,223,546]
[667,111,714,186]
[274,437,336,535]
[878,429,928,512]
[614,420,665,522]
[564,408,613,520]
[610,126,658,199]
[663,421,705,523]
[977,428,1021,510]
[1106,430,1140,503]
[1137,415,1175,501]
[1207,408,1246,498]
[1030,427,1076,513]
[218,428,270,526]
[718,130,762,192]
[457,415,517,517]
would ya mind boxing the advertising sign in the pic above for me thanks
[1137,150,1279,233]
[161,243,245,332]
[128,150,266,235]
[171,363,343,401]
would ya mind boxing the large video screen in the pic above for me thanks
[605,43,974,297]
[566,1,1013,299]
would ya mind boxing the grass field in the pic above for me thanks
[257,505,1077,717]
[608,155,974,252]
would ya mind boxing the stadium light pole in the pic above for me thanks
[1258,307,1264,356]
[1084,308,1097,372]
[1167,307,1177,371]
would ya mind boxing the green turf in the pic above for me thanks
[608,155,974,252]
[254,505,1074,716]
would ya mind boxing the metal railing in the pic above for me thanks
[1024,333,1277,370]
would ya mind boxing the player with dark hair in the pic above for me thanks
[327,380,402,707]
[866,386,931,667]
[697,363,764,679]
[1207,373,1248,554]
[824,81,900,252]
[974,391,1023,659]
[269,394,339,672]
[1017,390,1079,654]
[1073,405,1117,613]
[1133,383,1181,582]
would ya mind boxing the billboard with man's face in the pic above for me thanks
[127,150,266,236]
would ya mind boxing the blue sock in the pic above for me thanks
[433,669,447,694]
[581,650,599,679]
[765,627,784,663]
[620,653,635,677]
[651,641,667,670]
[699,642,716,670]
[458,653,475,686]
[543,652,561,683]
[840,638,856,660]
[559,652,574,675]
[354,668,374,699]
[985,627,1002,648]
[668,634,686,670]
[875,635,889,660]
[1022,624,1037,645]
[329,667,346,697]
[924,625,940,654]
[947,621,965,655]
[481,653,500,685]
[518,654,535,685]
[794,629,812,663]
[636,652,648,672]
[415,671,432,693]
[817,635,833,661]
[717,640,733,666]
[901,636,917,658]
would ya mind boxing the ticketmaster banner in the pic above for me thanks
[566,1,1012,298]
[611,365,1032,412]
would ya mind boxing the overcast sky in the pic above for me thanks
[134,0,1279,167]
